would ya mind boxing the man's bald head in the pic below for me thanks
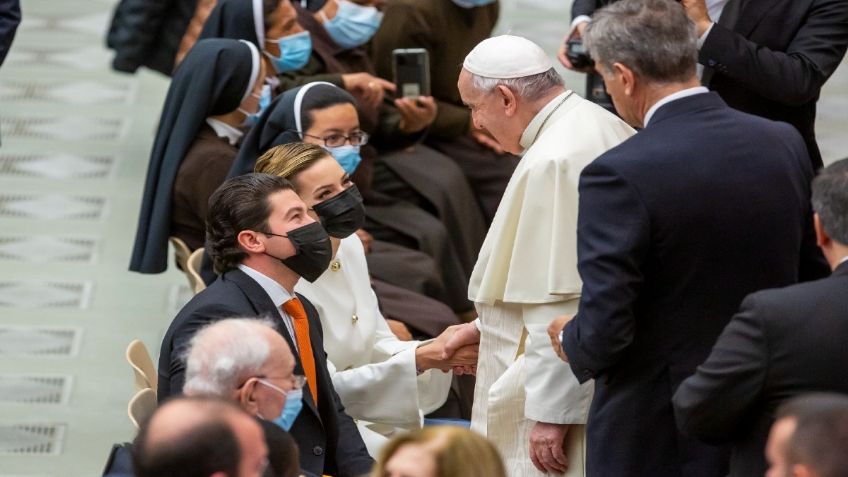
[133,395,262,477]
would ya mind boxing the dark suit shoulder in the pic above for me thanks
[592,96,809,183]
[744,272,848,327]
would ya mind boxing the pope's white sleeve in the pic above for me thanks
[522,299,594,424]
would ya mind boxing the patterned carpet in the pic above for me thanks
[0,1,844,476]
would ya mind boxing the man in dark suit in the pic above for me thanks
[546,0,829,476]
[682,0,848,170]
[673,159,848,477]
[158,173,373,477]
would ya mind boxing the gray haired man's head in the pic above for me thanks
[183,317,297,421]
[457,35,567,154]
[183,318,292,395]
[584,0,698,84]
[812,158,848,268]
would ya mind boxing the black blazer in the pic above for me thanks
[673,262,848,477]
[700,0,848,170]
[158,269,373,477]
[561,93,829,477]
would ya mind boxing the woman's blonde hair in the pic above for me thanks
[371,426,506,477]
[254,142,332,183]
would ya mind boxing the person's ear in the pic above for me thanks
[495,84,518,117]
[238,378,261,416]
[237,230,267,254]
[814,213,830,248]
[614,62,636,96]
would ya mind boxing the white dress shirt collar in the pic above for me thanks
[643,86,709,127]
[206,118,244,147]
[237,264,295,308]
[519,90,572,150]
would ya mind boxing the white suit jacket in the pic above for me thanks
[296,235,452,429]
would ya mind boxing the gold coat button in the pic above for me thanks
[351,314,359,324]
[330,260,341,272]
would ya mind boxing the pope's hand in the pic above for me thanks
[547,314,574,363]
[440,322,481,360]
[529,422,570,474]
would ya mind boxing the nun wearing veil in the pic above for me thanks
[227,82,465,340]
[198,0,313,86]
[130,38,267,273]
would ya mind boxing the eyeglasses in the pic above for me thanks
[255,375,307,397]
[301,131,369,147]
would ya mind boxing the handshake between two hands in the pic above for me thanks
[416,322,481,375]
[415,314,578,376]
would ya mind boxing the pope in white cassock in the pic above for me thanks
[449,35,635,477]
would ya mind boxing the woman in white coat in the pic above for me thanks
[255,141,477,455]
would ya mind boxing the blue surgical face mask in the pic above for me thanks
[239,84,272,127]
[265,31,313,73]
[257,379,304,432]
[324,144,362,174]
[451,0,497,8]
[319,0,383,50]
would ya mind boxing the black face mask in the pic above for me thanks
[312,185,365,239]
[263,222,332,282]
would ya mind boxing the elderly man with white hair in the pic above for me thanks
[443,35,634,476]
[184,318,302,426]
[183,318,307,477]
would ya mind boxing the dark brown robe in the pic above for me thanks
[170,124,237,251]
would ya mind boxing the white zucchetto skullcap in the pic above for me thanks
[463,35,553,79]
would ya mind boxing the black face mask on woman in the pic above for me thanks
[263,222,332,282]
[312,185,365,239]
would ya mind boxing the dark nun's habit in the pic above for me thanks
[130,38,260,273]
[198,0,267,48]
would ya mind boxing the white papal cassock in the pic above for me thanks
[296,234,453,456]
[468,90,635,477]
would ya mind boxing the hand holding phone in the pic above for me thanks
[393,48,431,98]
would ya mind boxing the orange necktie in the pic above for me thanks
[282,297,318,404]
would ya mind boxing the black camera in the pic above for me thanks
[566,38,594,69]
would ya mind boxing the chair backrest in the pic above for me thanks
[126,339,157,392]
[127,388,157,429]
[186,247,207,294]
[169,236,192,272]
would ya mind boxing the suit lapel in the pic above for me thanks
[226,269,323,421]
